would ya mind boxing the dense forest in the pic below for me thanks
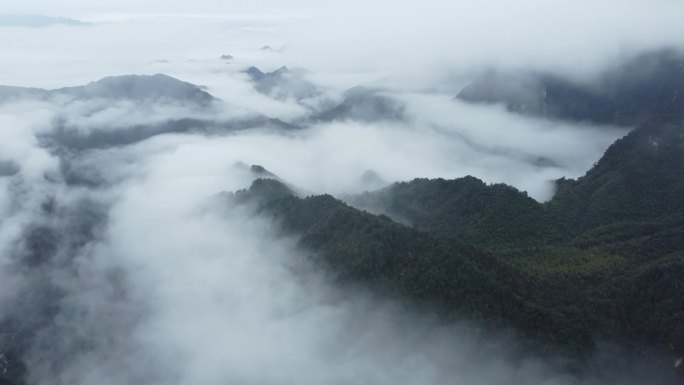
[230,120,684,372]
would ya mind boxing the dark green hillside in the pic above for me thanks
[350,176,551,248]
[352,121,684,246]
[231,121,684,369]
[231,179,594,359]
[548,120,684,236]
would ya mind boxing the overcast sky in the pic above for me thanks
[2,0,684,89]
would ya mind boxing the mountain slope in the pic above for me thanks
[548,120,684,235]
[352,120,684,246]
[229,179,598,360]
[350,176,550,248]
[228,120,684,371]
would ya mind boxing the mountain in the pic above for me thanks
[243,66,320,101]
[547,120,684,234]
[349,176,549,248]
[350,120,684,246]
[312,86,405,123]
[0,86,50,103]
[56,74,217,104]
[230,120,684,373]
[229,178,593,360]
[457,49,684,126]
[0,15,88,28]
[0,74,299,152]
[0,74,216,105]
[44,115,296,153]
[242,67,404,123]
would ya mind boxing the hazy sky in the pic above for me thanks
[2,0,684,89]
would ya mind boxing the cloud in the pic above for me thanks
[0,68,627,197]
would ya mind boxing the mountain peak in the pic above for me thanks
[245,66,265,81]
[272,66,289,75]
[56,74,216,104]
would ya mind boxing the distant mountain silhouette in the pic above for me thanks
[0,15,88,28]
[0,74,302,152]
[243,66,321,102]
[0,74,216,105]
[57,74,217,104]
[458,49,684,126]
[312,86,405,123]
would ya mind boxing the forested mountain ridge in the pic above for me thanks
[350,120,684,245]
[349,120,684,357]
[0,74,216,105]
[349,176,550,248]
[228,178,596,361]
[228,120,684,372]
[548,120,684,236]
